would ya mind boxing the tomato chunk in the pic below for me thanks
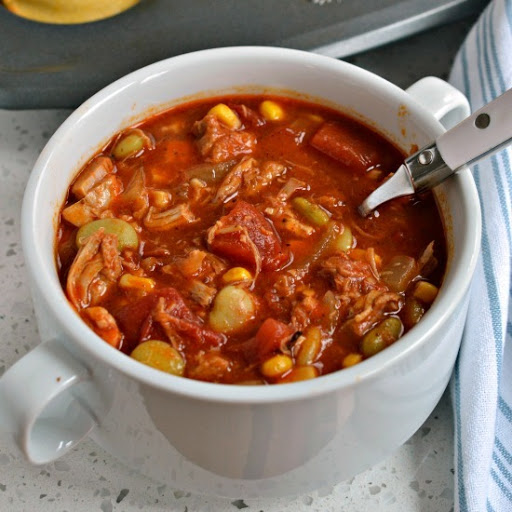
[255,318,295,360]
[310,122,379,172]
[208,201,288,271]
[227,318,295,364]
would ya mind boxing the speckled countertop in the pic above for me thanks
[0,18,476,512]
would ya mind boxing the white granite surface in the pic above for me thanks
[0,18,477,511]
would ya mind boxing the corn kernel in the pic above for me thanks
[261,354,293,378]
[413,281,438,304]
[280,366,318,383]
[342,353,363,368]
[208,103,241,129]
[119,274,155,292]
[222,267,253,284]
[259,100,285,121]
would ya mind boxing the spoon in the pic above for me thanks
[358,87,512,217]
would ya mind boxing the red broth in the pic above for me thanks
[56,95,446,384]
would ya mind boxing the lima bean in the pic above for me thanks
[361,317,403,357]
[209,285,256,334]
[131,340,185,376]
[76,218,138,251]
[112,129,151,160]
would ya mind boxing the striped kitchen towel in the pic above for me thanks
[448,1,512,511]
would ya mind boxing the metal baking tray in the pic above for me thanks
[0,0,486,109]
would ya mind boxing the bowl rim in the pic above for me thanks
[21,46,482,404]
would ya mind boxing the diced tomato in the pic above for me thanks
[227,318,295,364]
[208,201,288,271]
[114,293,159,350]
[310,122,379,172]
[255,318,295,360]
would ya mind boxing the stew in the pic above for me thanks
[56,94,446,384]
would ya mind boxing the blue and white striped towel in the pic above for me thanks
[448,1,512,510]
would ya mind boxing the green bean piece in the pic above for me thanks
[292,197,330,226]
[361,317,403,357]
[76,218,139,251]
[131,340,185,376]
[112,129,150,160]
[209,285,256,334]
[333,225,353,252]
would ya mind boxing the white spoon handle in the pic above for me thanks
[436,88,512,170]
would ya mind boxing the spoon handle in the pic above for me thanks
[436,87,512,171]
[358,87,512,217]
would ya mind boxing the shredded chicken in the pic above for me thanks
[121,168,149,219]
[245,161,286,197]
[152,295,223,351]
[193,114,229,154]
[263,268,308,318]
[214,157,256,203]
[66,230,122,309]
[186,279,217,307]
[271,268,307,299]
[62,175,123,227]
[277,177,307,202]
[71,156,114,199]
[265,204,315,238]
[418,241,437,276]
[366,247,380,280]
[209,131,256,163]
[214,157,286,203]
[165,249,226,283]
[189,178,212,204]
[82,306,122,348]
[193,114,256,163]
[349,289,402,335]
[187,351,232,382]
[322,290,341,333]
[321,253,402,336]
[144,204,196,231]
[291,289,320,331]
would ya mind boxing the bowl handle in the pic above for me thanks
[406,76,470,130]
[0,339,96,464]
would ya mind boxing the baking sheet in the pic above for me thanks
[0,0,487,109]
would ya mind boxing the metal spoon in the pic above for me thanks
[358,87,512,217]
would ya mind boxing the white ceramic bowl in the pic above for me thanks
[1,47,480,498]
